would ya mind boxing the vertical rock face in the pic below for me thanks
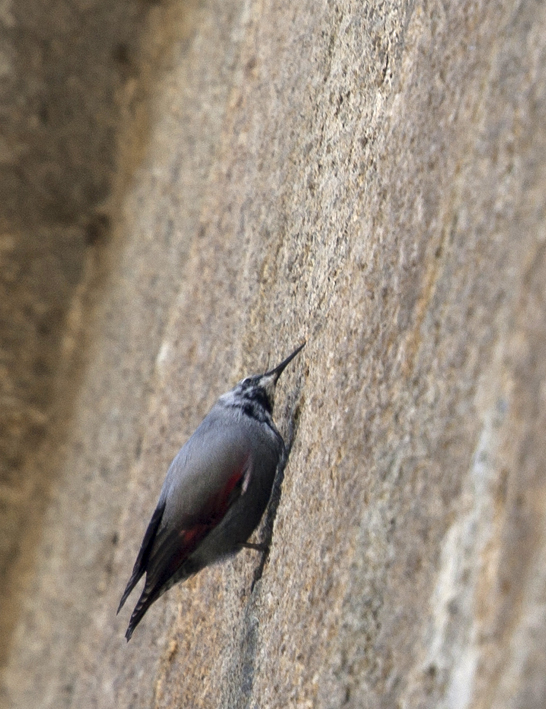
[0,0,148,677]
[2,1,545,708]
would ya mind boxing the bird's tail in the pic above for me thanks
[117,501,166,615]
[125,586,160,641]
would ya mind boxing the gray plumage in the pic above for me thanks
[117,343,305,640]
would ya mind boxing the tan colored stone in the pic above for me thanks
[1,1,545,708]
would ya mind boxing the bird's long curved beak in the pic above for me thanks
[264,341,306,382]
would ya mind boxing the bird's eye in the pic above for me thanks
[241,377,251,386]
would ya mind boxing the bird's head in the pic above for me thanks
[221,342,305,416]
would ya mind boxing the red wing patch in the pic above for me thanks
[165,455,251,575]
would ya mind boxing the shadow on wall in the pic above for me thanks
[0,0,175,672]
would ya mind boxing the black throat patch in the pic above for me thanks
[239,387,273,424]
[245,387,272,414]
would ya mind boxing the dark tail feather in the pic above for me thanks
[125,586,160,641]
[117,567,144,615]
[124,551,197,640]
[117,500,166,614]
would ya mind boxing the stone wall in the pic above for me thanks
[1,1,545,707]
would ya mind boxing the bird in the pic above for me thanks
[117,342,305,640]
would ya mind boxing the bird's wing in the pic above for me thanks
[147,455,252,587]
[124,454,252,640]
[117,499,166,614]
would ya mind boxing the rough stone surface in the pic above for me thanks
[1,0,545,708]
[0,0,154,672]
